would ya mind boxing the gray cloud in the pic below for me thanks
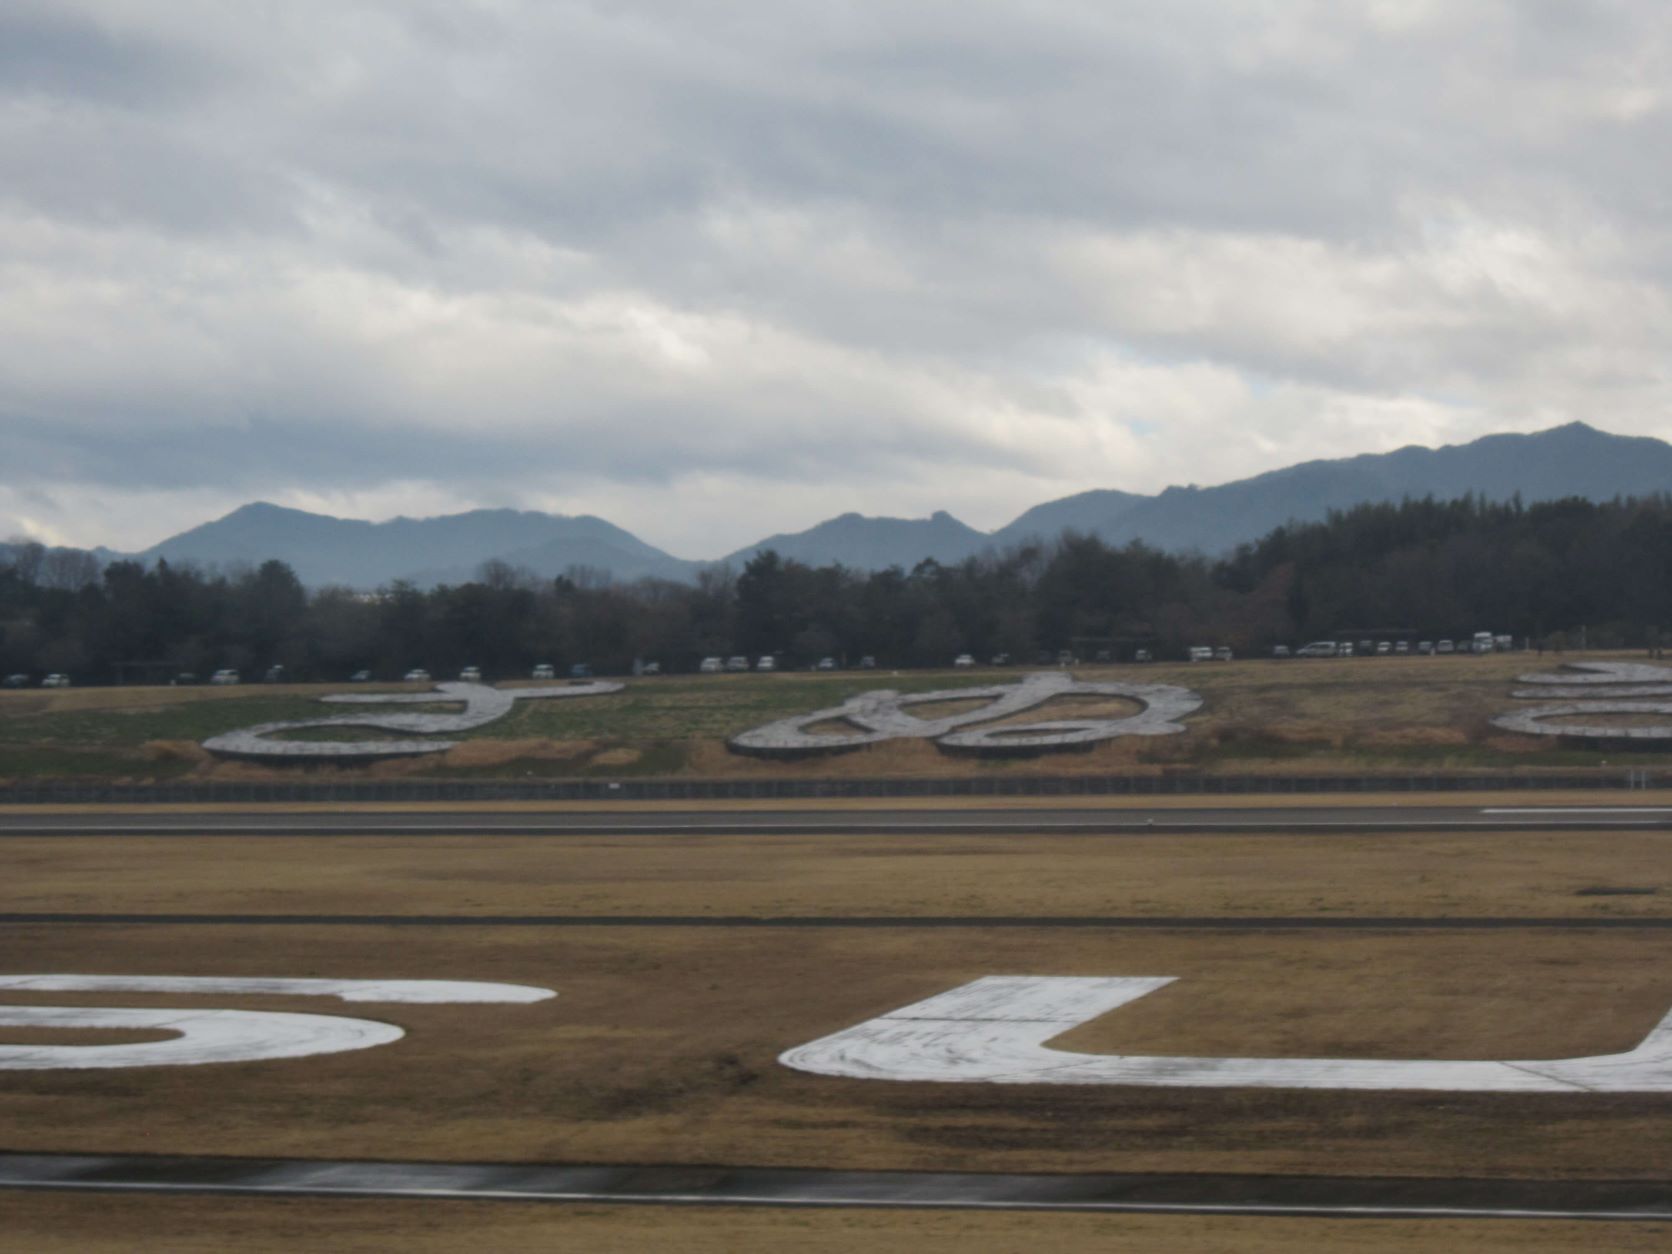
[2,1,1670,553]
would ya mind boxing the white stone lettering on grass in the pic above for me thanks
[730,672,1201,756]
[1492,661,1672,741]
[780,975,1672,1093]
[0,975,555,1070]
[202,679,622,761]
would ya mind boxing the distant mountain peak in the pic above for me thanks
[118,421,1672,585]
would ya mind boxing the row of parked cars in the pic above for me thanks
[1285,632,1512,659]
[3,672,71,688]
[699,655,879,673]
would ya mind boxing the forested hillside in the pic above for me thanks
[1,494,1667,682]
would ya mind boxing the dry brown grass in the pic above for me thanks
[0,923,1667,1178]
[2,830,1667,920]
[4,1193,1665,1254]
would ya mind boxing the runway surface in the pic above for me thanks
[3,911,1667,928]
[3,803,1672,837]
[1,1151,1667,1221]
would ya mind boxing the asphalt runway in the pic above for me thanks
[2,1152,1668,1221]
[3,802,1672,837]
[4,912,1668,928]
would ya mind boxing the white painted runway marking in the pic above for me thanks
[782,975,1672,1092]
[0,1006,403,1070]
[1481,807,1672,815]
[0,975,555,1069]
[0,975,555,1003]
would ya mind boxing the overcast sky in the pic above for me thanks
[3,1,1670,558]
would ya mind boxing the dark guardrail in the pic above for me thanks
[0,770,1664,804]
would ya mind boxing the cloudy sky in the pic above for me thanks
[3,1,1670,557]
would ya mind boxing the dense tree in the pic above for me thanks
[3,493,1671,682]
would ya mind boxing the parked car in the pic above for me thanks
[1056,650,1075,666]
[725,656,749,672]
[1272,645,1291,658]
[953,653,975,667]
[1417,640,1433,655]
[1188,646,1213,662]
[990,652,1011,666]
[350,669,373,682]
[210,668,241,685]
[570,663,593,678]
[459,665,483,682]
[639,661,661,676]
[1296,642,1336,657]
[816,657,837,671]
[1376,641,1391,655]
[1213,646,1233,662]
[756,656,776,672]
[1094,649,1112,663]
[263,665,286,683]
[857,655,877,669]
[3,673,30,688]
[699,657,724,674]
[1133,648,1153,662]
[531,663,556,680]
[41,673,71,688]
[403,667,431,682]
[1435,639,1455,654]
[1394,641,1410,655]
[1338,642,1354,657]
[1493,634,1514,652]
[1471,631,1495,654]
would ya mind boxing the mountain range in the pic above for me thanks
[15,422,1672,588]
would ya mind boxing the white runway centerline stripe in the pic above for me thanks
[1481,807,1672,814]
[1,1153,1667,1221]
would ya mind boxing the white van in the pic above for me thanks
[1188,646,1213,662]
[699,657,724,674]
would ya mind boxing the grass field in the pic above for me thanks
[2,808,1670,1249]
[2,823,1669,1181]
[3,829,1668,919]
[3,921,1669,1179]
[3,650,1670,783]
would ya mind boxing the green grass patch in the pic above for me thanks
[0,746,193,781]
[4,698,336,747]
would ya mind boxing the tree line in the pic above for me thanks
[2,493,1668,683]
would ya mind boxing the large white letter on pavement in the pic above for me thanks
[0,975,555,1070]
[779,975,1672,1093]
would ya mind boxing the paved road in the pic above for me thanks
[3,803,1672,837]
[1,1152,1667,1221]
